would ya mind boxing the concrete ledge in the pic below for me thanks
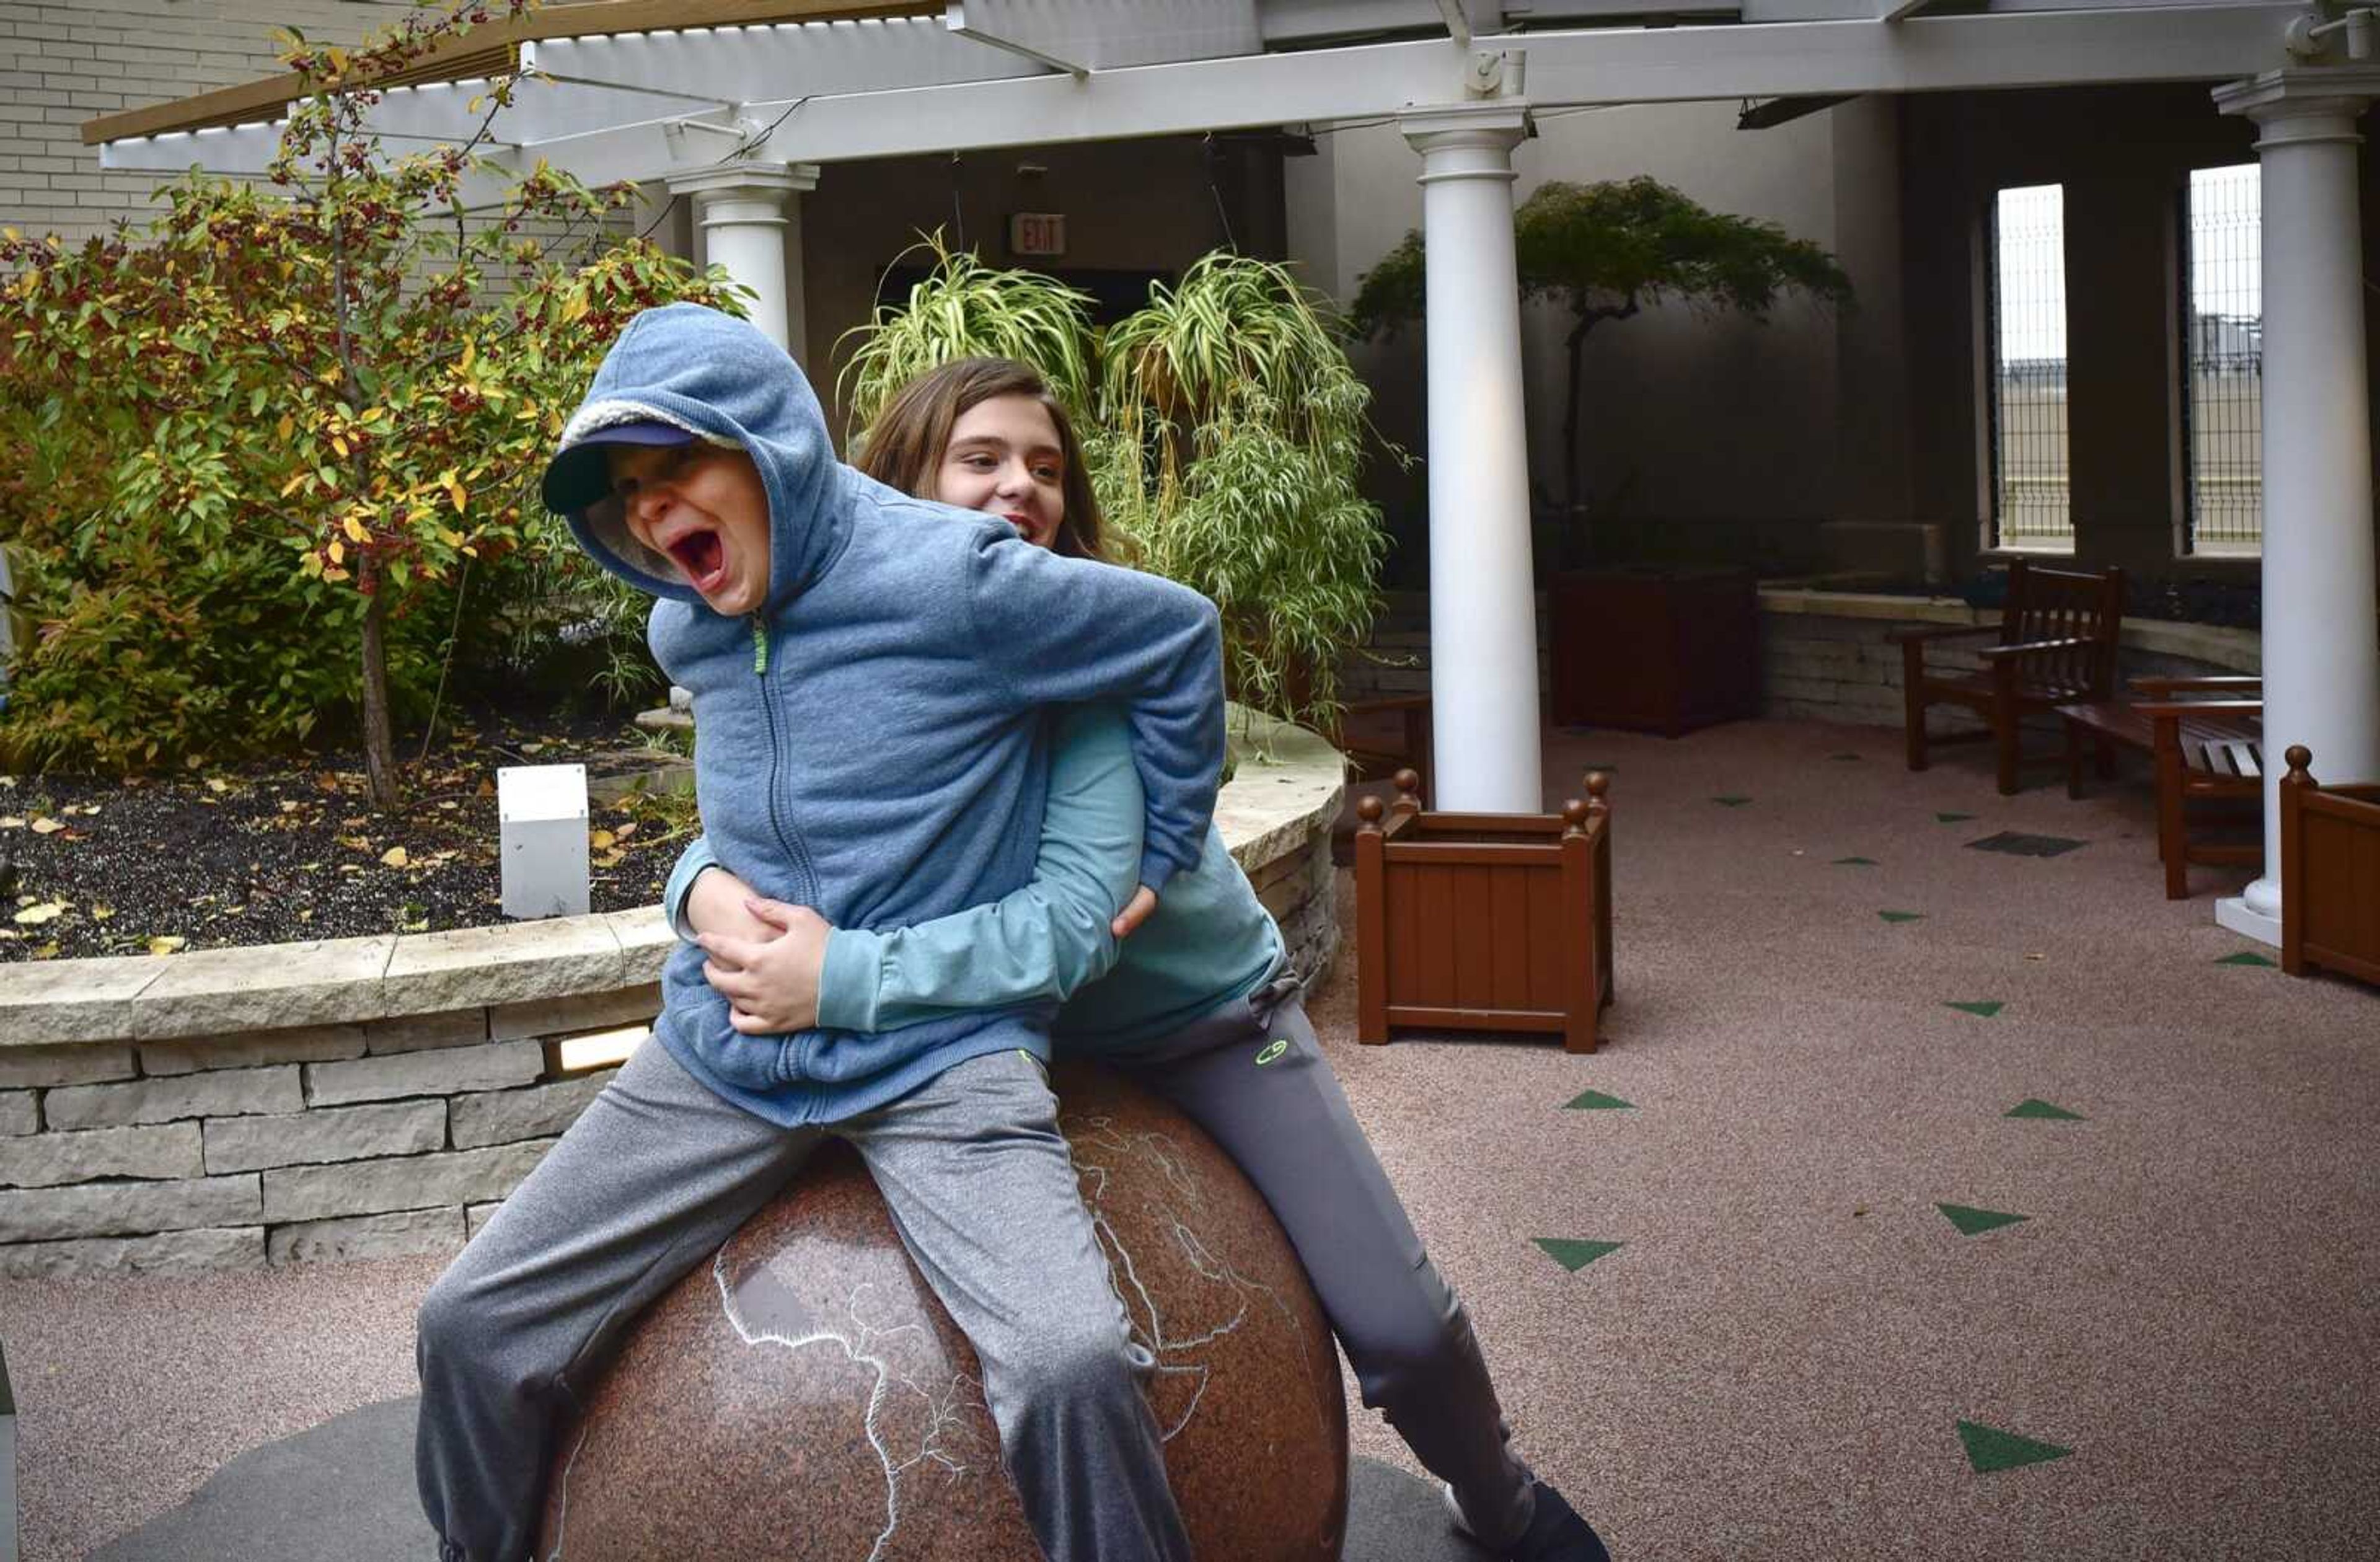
[0,712,1346,1272]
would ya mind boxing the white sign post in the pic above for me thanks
[498,764,591,920]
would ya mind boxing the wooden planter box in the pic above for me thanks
[1354,771,1615,1052]
[2280,744,2380,988]
[1550,567,1758,736]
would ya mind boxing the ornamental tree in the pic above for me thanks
[0,1,741,805]
[1351,176,1854,520]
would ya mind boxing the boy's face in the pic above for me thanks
[609,443,772,617]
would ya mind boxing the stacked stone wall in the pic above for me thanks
[0,720,1345,1277]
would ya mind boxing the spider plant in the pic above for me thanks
[834,230,1098,438]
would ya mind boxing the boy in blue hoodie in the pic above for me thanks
[413,304,1222,1562]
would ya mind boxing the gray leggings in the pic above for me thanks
[414,1043,1188,1562]
[1098,976,1537,1551]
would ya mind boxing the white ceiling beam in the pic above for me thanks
[102,3,2296,182]
[945,1,1090,77]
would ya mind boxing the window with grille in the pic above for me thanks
[2179,164,2262,556]
[1985,183,2073,552]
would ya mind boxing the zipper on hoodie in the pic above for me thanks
[749,614,818,907]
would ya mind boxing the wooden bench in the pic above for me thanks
[1354,769,1613,1053]
[2056,676,2262,899]
[2280,746,2380,989]
[1892,558,2125,795]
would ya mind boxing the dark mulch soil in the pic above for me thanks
[0,707,695,964]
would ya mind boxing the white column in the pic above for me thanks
[666,162,821,358]
[2212,70,2380,945]
[1401,103,1542,813]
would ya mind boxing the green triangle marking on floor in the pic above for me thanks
[2006,1099,2084,1121]
[1936,811,1976,823]
[1945,1000,2004,1018]
[2215,951,2277,968]
[1712,795,1753,807]
[1534,1237,1624,1272]
[1957,1420,2073,1474]
[1879,910,1926,924]
[1564,1090,1634,1111]
[1833,855,1879,866]
[1937,1202,2028,1236]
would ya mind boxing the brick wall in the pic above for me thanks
[0,1,411,245]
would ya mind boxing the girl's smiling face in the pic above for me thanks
[609,442,773,616]
[932,394,1067,550]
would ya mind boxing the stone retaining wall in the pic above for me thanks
[1338,586,2259,730]
[0,718,1345,1277]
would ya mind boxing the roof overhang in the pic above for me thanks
[89,1,2302,186]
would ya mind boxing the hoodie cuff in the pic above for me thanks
[816,927,886,1035]
[665,864,716,943]
[1135,850,1181,900]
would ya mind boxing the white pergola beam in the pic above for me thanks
[103,4,2296,179]
[718,6,2291,167]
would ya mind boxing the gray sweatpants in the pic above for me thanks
[414,1042,1189,1562]
[1101,974,1539,1552]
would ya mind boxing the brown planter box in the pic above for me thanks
[1354,772,1614,1053]
[2280,746,2380,989]
[1550,567,1758,735]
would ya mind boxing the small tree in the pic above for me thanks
[1352,176,1854,521]
[0,1,741,801]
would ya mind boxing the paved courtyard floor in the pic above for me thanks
[3,717,2376,1560]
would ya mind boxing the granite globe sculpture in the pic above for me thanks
[538,1061,1351,1560]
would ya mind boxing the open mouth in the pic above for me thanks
[666,529,726,591]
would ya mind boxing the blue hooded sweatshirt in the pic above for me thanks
[557,304,1224,1126]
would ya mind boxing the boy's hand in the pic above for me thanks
[1111,885,1159,940]
[699,898,831,1033]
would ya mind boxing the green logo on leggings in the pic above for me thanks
[1255,1039,1289,1066]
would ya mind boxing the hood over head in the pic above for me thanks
[546,303,842,614]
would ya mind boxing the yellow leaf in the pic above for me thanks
[447,480,468,513]
[331,434,350,457]
[562,291,589,323]
[30,816,63,834]
[589,829,615,850]
[460,337,476,371]
[280,470,309,498]
[0,816,22,829]
[276,413,294,440]
[92,904,115,921]
[381,845,410,868]
[343,516,368,544]
[147,935,187,956]
[205,777,229,793]
[32,941,60,960]
[13,901,65,925]
[328,538,345,565]
[322,566,351,583]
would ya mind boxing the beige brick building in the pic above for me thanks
[0,1,401,244]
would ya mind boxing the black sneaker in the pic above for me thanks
[1502,1481,1610,1562]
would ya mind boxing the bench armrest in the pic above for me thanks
[2131,674,2261,695]
[2134,700,2263,719]
[1884,623,1996,645]
[1975,635,2101,661]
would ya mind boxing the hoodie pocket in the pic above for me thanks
[662,961,791,1095]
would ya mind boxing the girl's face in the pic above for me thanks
[609,443,773,617]
[933,394,1066,550]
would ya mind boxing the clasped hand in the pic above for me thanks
[695,882,1161,1035]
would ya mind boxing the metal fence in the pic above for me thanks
[2181,164,2263,555]
[1988,185,2073,552]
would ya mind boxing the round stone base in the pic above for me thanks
[538,1062,1350,1560]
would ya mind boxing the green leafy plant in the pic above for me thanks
[1095,254,1389,727]
[835,231,1099,439]
[1352,176,1854,521]
[0,0,739,797]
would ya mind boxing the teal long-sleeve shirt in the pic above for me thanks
[663,704,1282,1052]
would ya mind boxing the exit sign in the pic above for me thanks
[1009,212,1067,258]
